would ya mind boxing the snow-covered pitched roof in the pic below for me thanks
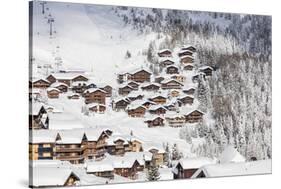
[140,82,161,88]
[199,66,214,70]
[118,83,134,89]
[51,82,68,88]
[178,49,194,55]
[124,151,153,165]
[181,44,196,50]
[83,88,106,94]
[142,142,165,153]
[191,160,271,178]
[144,114,164,122]
[86,161,114,172]
[32,166,78,187]
[180,55,194,60]
[86,102,106,109]
[166,65,179,69]
[46,87,60,92]
[161,78,184,85]
[182,109,205,116]
[178,94,194,100]
[31,102,45,116]
[218,145,246,164]
[32,78,50,83]
[56,129,85,144]
[148,104,168,111]
[127,90,144,98]
[158,57,175,63]
[30,130,59,143]
[165,112,185,119]
[126,103,146,110]
[128,67,152,75]
[158,49,172,54]
[149,94,167,99]
[175,157,216,170]
[48,73,87,80]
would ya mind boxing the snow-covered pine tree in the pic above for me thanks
[171,143,183,160]
[147,163,160,181]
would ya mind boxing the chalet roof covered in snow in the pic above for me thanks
[142,142,165,153]
[144,114,164,122]
[124,151,153,165]
[31,102,45,116]
[174,157,216,171]
[86,103,106,109]
[178,49,194,55]
[218,145,246,164]
[191,160,271,178]
[56,129,85,144]
[48,73,87,80]
[103,154,140,169]
[32,78,50,83]
[51,82,68,88]
[47,87,61,92]
[158,57,175,63]
[148,104,168,111]
[165,112,185,119]
[30,130,59,143]
[180,55,194,60]
[32,166,78,187]
[83,88,107,94]
[86,161,114,172]
[158,48,172,54]
[161,78,184,85]
[199,66,214,70]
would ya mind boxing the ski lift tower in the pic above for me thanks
[40,1,47,14]
[48,17,55,36]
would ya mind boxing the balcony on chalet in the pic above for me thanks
[55,145,83,153]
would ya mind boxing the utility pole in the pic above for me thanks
[40,2,47,14]
[48,17,54,36]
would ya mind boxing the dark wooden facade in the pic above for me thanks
[178,50,193,57]
[141,84,160,92]
[114,99,130,111]
[166,66,179,74]
[185,110,204,123]
[183,88,195,95]
[88,104,106,113]
[118,85,134,96]
[32,79,50,89]
[183,64,194,70]
[127,81,139,90]
[159,59,174,67]
[84,89,106,104]
[149,107,167,115]
[55,143,84,164]
[178,96,194,105]
[127,106,146,117]
[173,163,197,179]
[161,80,183,90]
[199,67,213,76]
[149,96,167,105]
[158,49,172,57]
[114,160,140,179]
[128,70,151,83]
[101,85,113,97]
[47,89,60,99]
[145,117,164,127]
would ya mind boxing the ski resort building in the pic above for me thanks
[83,88,107,104]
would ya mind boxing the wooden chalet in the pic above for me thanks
[29,130,60,160]
[127,92,144,101]
[106,137,129,156]
[55,130,85,164]
[118,84,134,96]
[183,63,194,71]
[51,82,68,93]
[157,49,172,57]
[29,103,49,130]
[180,55,194,64]
[178,95,194,106]
[141,83,160,92]
[178,49,193,57]
[184,110,204,123]
[183,87,196,95]
[114,98,130,111]
[100,85,113,97]
[46,74,88,86]
[128,69,152,83]
[161,79,184,90]
[149,95,167,105]
[159,58,175,67]
[145,116,164,127]
[86,162,114,179]
[181,45,196,53]
[173,158,214,179]
[128,138,143,152]
[127,81,140,90]
[71,81,88,94]
[84,88,106,104]
[114,159,141,179]
[165,113,186,127]
[32,79,50,89]
[146,147,165,167]
[148,105,167,115]
[83,129,111,160]
[166,65,179,74]
[199,66,214,76]
[127,105,146,117]
[87,103,106,113]
[47,88,60,99]
[31,167,80,188]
